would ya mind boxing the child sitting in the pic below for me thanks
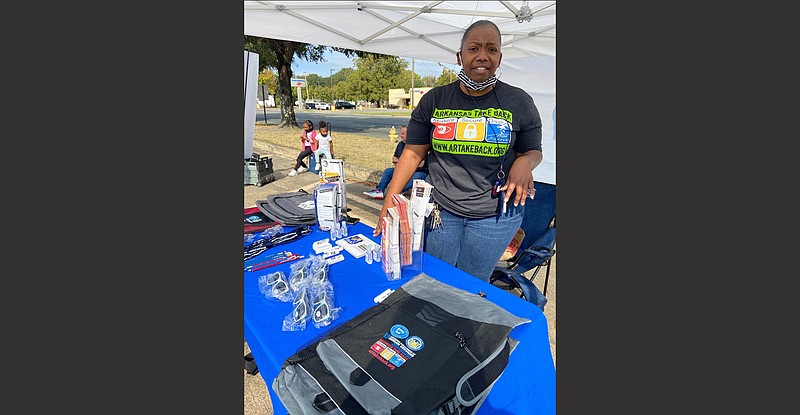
[288,119,316,177]
[313,120,334,171]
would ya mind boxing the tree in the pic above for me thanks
[331,68,356,101]
[395,71,425,91]
[244,36,380,128]
[306,74,324,101]
[258,69,277,94]
[434,67,458,87]
[420,75,437,87]
[348,55,409,107]
[245,36,327,128]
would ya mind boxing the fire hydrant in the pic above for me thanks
[389,126,398,142]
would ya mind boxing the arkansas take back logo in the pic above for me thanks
[430,108,511,157]
[369,324,423,370]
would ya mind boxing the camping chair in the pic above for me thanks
[490,212,556,311]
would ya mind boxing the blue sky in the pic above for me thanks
[290,50,455,78]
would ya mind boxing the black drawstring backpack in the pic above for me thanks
[273,273,530,415]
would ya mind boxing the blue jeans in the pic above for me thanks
[425,203,525,282]
[377,167,427,193]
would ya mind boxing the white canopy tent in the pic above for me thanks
[244,1,556,184]
[244,50,259,159]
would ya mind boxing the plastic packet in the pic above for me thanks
[257,271,293,302]
[308,280,341,329]
[259,223,285,239]
[282,286,309,331]
[308,255,329,287]
[288,259,312,292]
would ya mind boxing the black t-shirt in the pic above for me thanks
[394,141,428,174]
[393,141,405,159]
[406,81,542,218]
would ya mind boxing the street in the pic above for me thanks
[254,107,412,137]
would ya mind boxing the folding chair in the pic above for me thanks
[490,211,556,311]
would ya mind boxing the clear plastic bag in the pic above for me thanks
[288,259,312,292]
[257,271,293,302]
[281,255,340,330]
[308,280,340,329]
[308,255,329,287]
[259,223,284,239]
[282,285,309,331]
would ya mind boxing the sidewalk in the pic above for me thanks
[244,142,556,415]
[244,141,384,223]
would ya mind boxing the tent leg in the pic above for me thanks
[244,352,259,375]
[543,250,554,296]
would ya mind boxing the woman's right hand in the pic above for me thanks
[372,143,431,237]
[373,201,392,237]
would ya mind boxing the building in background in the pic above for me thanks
[388,87,432,109]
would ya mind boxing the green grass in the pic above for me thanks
[253,124,400,172]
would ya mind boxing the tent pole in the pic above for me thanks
[410,57,415,109]
[261,85,268,125]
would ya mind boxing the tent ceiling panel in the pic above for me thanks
[244,1,555,65]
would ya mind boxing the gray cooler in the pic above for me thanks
[244,153,275,186]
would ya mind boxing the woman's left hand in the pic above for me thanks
[500,151,542,207]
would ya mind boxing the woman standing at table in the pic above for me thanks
[373,20,543,282]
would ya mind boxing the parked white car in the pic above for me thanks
[315,102,331,110]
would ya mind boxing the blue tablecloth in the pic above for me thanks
[244,222,555,415]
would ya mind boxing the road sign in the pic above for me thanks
[291,78,307,87]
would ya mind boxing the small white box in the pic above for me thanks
[335,234,379,259]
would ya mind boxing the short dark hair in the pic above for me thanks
[318,120,327,129]
[460,20,501,50]
[303,119,313,128]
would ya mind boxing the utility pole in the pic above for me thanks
[410,58,415,109]
[330,68,333,102]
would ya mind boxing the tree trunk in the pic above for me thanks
[269,39,300,129]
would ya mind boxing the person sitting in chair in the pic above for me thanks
[288,119,316,177]
[363,125,428,199]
